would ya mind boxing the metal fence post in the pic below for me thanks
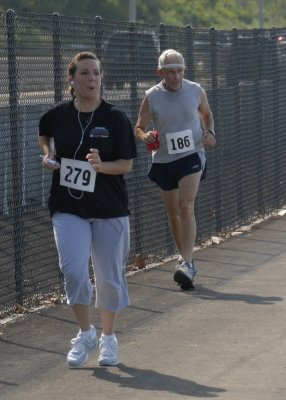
[230,28,244,224]
[185,25,195,81]
[209,27,223,233]
[270,27,282,207]
[159,23,167,53]
[128,21,143,255]
[94,16,104,97]
[253,28,265,213]
[210,28,218,107]
[6,9,24,305]
[94,16,103,59]
[52,12,63,103]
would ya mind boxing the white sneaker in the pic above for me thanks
[67,325,97,368]
[98,335,118,366]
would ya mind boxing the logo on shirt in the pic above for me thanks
[90,126,109,138]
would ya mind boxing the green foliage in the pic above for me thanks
[266,0,286,28]
[0,0,285,29]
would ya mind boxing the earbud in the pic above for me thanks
[70,80,74,85]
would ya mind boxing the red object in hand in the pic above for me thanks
[147,131,160,151]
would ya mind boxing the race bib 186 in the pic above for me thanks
[166,129,195,154]
[60,158,96,192]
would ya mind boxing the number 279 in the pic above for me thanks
[64,166,91,186]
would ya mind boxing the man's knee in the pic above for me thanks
[179,200,195,218]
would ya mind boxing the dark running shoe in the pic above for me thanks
[174,261,197,290]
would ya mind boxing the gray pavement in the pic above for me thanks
[1,215,286,400]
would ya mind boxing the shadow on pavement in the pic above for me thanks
[92,363,226,398]
[193,286,283,305]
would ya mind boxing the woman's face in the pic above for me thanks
[71,58,101,100]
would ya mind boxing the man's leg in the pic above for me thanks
[173,171,202,290]
[160,188,182,254]
[160,171,202,261]
[178,171,202,262]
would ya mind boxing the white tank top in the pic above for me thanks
[146,79,204,163]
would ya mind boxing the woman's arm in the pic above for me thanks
[38,135,53,156]
[86,149,133,174]
[38,135,60,169]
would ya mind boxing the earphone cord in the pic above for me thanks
[68,106,95,200]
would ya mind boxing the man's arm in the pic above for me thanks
[134,96,157,144]
[198,88,216,149]
[198,88,214,131]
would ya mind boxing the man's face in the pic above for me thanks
[161,66,185,91]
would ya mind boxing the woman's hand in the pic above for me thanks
[86,149,132,175]
[41,154,60,170]
[86,148,103,172]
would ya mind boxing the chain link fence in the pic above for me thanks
[1,9,286,318]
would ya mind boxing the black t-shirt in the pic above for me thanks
[39,100,137,218]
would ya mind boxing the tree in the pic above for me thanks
[0,0,127,19]
[0,0,285,29]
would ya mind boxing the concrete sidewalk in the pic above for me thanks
[1,215,286,400]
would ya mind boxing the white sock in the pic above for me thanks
[101,333,116,340]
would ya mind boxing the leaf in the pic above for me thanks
[15,304,29,314]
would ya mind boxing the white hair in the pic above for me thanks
[158,49,185,69]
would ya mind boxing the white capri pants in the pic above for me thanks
[52,212,130,313]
